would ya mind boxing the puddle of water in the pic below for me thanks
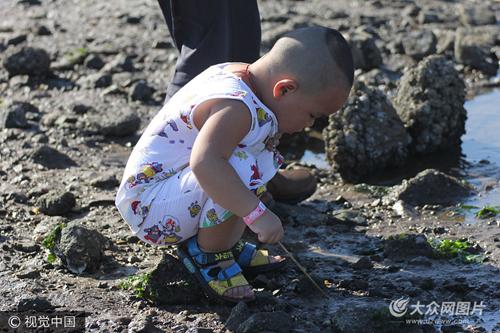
[461,88,500,224]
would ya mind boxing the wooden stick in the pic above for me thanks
[278,241,330,299]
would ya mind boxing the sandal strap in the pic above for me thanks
[200,262,242,283]
[232,241,256,267]
[185,237,234,266]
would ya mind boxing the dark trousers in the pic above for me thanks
[158,0,261,101]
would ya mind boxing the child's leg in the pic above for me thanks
[197,215,246,252]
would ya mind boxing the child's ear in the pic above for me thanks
[273,79,298,98]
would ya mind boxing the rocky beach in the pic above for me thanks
[0,0,499,332]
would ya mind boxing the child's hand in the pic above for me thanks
[247,209,284,244]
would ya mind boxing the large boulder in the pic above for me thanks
[324,81,411,182]
[385,169,474,206]
[393,55,466,155]
[3,46,51,76]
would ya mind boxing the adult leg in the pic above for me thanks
[157,0,261,101]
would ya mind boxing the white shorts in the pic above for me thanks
[120,147,273,246]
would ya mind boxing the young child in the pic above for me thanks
[115,26,354,302]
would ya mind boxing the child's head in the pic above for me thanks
[256,26,354,134]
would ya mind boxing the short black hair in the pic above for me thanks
[323,27,354,88]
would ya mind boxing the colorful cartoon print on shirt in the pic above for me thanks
[160,215,182,244]
[180,106,194,129]
[273,151,284,169]
[188,201,201,218]
[249,162,262,186]
[131,200,151,227]
[127,162,163,188]
[167,119,178,132]
[234,151,248,161]
[253,185,267,197]
[256,107,272,127]
[206,208,221,225]
[143,224,163,244]
[155,167,178,182]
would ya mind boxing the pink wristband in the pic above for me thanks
[243,201,266,226]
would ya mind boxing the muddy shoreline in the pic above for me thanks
[0,0,499,332]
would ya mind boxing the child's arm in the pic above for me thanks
[190,99,283,243]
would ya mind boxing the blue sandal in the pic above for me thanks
[232,240,286,276]
[177,237,255,303]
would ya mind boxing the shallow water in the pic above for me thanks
[461,88,500,223]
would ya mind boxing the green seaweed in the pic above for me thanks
[42,223,66,251]
[118,273,152,300]
[387,233,409,241]
[42,223,66,263]
[65,47,89,65]
[47,252,57,264]
[428,238,485,264]
[475,206,500,219]
[354,183,390,197]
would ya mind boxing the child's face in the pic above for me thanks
[271,84,349,134]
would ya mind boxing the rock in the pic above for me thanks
[7,34,27,46]
[383,234,435,261]
[81,72,112,88]
[84,54,105,70]
[329,209,368,226]
[17,297,55,312]
[237,311,293,333]
[145,252,204,305]
[330,302,419,333]
[338,278,369,291]
[324,81,410,182]
[31,145,78,169]
[225,302,251,331]
[90,173,120,190]
[435,30,455,54]
[393,55,466,154]
[35,25,52,36]
[33,216,68,242]
[54,224,108,274]
[348,32,383,71]
[129,80,154,101]
[352,256,374,270]
[458,4,496,26]
[0,101,36,129]
[417,10,441,24]
[455,28,498,76]
[387,169,473,206]
[3,46,51,76]
[101,54,135,73]
[36,191,76,216]
[82,106,140,137]
[409,256,432,267]
[128,314,164,333]
[16,269,41,279]
[402,4,420,18]
[402,30,436,60]
[11,241,40,253]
